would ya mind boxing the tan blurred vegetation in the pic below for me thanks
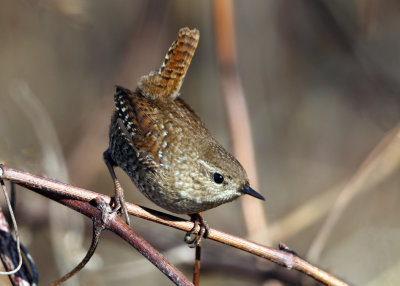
[1,0,400,285]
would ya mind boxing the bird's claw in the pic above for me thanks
[110,190,130,226]
[184,213,209,248]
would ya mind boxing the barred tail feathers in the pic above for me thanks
[138,27,199,100]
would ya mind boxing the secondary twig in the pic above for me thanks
[193,242,201,286]
[49,197,109,286]
[0,164,349,286]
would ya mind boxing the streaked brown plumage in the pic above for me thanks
[104,27,264,245]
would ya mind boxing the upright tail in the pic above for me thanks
[138,27,199,100]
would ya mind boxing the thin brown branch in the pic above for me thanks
[0,166,192,286]
[0,164,349,286]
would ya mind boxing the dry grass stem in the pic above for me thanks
[308,123,400,261]
[213,0,268,242]
[268,183,344,242]
[10,80,85,284]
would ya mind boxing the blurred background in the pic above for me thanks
[1,0,400,285]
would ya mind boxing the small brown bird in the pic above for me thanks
[104,27,265,246]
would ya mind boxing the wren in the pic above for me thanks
[104,27,265,246]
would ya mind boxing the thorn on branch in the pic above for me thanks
[279,242,300,257]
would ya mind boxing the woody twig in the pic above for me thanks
[0,164,349,286]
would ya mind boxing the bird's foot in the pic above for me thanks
[104,149,131,226]
[110,180,130,226]
[184,213,209,248]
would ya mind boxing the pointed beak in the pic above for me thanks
[239,184,265,201]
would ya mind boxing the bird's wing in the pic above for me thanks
[114,85,161,168]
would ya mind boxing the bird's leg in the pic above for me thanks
[184,212,209,248]
[103,149,130,226]
[184,216,199,244]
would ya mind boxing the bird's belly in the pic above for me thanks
[137,184,226,214]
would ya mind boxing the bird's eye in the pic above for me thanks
[213,172,224,184]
